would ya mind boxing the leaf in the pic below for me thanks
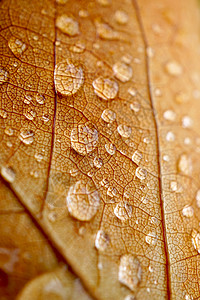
[0,0,200,299]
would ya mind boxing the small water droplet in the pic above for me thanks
[94,157,103,168]
[36,93,45,104]
[170,181,177,192]
[24,95,32,104]
[0,109,7,119]
[135,167,147,180]
[8,37,26,56]
[48,211,57,223]
[1,166,15,183]
[166,131,175,142]
[6,141,13,148]
[71,123,98,155]
[4,127,14,136]
[128,87,137,96]
[163,110,176,121]
[117,124,132,138]
[24,109,36,120]
[177,154,192,175]
[105,142,116,155]
[118,254,141,291]
[101,109,116,123]
[78,10,89,18]
[19,129,34,145]
[0,68,9,84]
[107,186,117,197]
[114,10,129,25]
[113,61,132,82]
[42,115,49,123]
[69,42,85,53]
[182,116,193,128]
[95,19,119,40]
[96,0,111,6]
[93,76,118,100]
[124,295,135,300]
[130,101,140,113]
[165,60,183,76]
[54,60,84,96]
[95,230,110,251]
[146,46,154,58]
[149,265,153,272]
[184,137,191,145]
[145,232,158,245]
[192,229,200,253]
[132,150,142,164]
[182,205,194,218]
[114,201,132,221]
[121,54,132,64]
[163,155,170,162]
[30,170,39,178]
[196,190,200,208]
[66,180,100,221]
[34,153,44,162]
[56,15,80,36]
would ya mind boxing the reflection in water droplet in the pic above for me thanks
[93,77,118,100]
[114,10,128,25]
[182,205,194,218]
[56,15,80,36]
[66,180,100,221]
[117,124,132,138]
[0,109,7,119]
[118,254,141,291]
[54,60,84,96]
[0,68,9,84]
[132,150,142,164]
[114,201,132,221]
[1,166,16,183]
[165,61,183,76]
[94,157,103,168]
[36,93,45,104]
[105,142,116,155]
[192,229,200,253]
[19,129,34,145]
[95,230,110,251]
[8,37,26,56]
[178,154,192,175]
[145,232,158,245]
[135,167,147,180]
[71,123,98,155]
[101,109,116,123]
[113,61,132,82]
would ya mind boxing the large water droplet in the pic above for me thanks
[66,180,100,221]
[132,150,142,164]
[192,229,200,254]
[1,166,16,183]
[93,77,118,100]
[118,254,141,291]
[177,154,192,175]
[71,123,98,155]
[105,142,116,155]
[114,201,132,221]
[95,230,110,251]
[54,60,84,96]
[56,15,80,36]
[0,68,9,84]
[8,37,26,56]
[113,62,132,82]
[117,124,132,138]
[135,167,147,180]
[19,129,34,145]
[182,205,194,218]
[165,60,183,76]
[101,109,116,123]
[114,10,129,25]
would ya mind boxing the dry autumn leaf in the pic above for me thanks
[1,0,200,299]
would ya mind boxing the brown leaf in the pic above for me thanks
[0,0,200,299]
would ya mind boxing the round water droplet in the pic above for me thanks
[66,179,100,221]
[170,181,177,192]
[0,109,7,119]
[24,109,36,120]
[135,167,147,180]
[182,205,194,218]
[78,9,89,18]
[118,254,141,291]
[93,77,118,100]
[130,101,140,113]
[145,232,158,245]
[36,93,45,104]
[182,116,193,128]
[114,201,132,221]
[117,124,132,138]
[19,129,34,145]
[71,123,98,155]
[196,190,200,208]
[8,37,26,57]
[132,150,142,164]
[165,60,183,76]
[94,157,103,168]
[96,0,111,6]
[128,87,137,96]
[95,19,118,40]
[101,109,116,123]
[113,61,132,82]
[69,42,85,53]
[35,153,44,162]
[0,68,9,84]
[178,154,192,175]
[121,54,132,64]
[163,110,176,121]
[105,142,116,155]
[54,60,84,96]
[1,166,15,183]
[4,127,14,136]
[95,230,110,251]
[114,10,129,25]
[166,131,175,142]
[56,14,80,36]
[192,229,200,254]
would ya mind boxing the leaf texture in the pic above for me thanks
[0,0,200,299]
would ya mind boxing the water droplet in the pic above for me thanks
[107,186,117,197]
[114,10,129,25]
[182,116,193,128]
[34,153,44,162]
[95,230,110,251]
[132,150,142,164]
[165,61,183,76]
[66,179,100,221]
[42,115,49,123]
[124,295,135,300]
[130,101,140,113]
[95,19,118,40]
[170,181,177,192]
[182,205,194,218]
[94,157,103,168]
[0,68,9,84]
[96,0,111,6]
[56,15,80,36]
[149,265,153,272]
[113,61,132,82]
[4,127,14,136]
[145,232,158,245]
[36,93,45,104]
[196,190,200,208]
[105,142,116,155]
[114,201,132,221]
[78,9,89,18]
[117,124,132,138]
[146,46,154,58]
[128,87,137,96]
[0,109,7,119]
[71,123,98,155]
[178,154,192,175]
[166,131,175,142]
[135,167,147,180]
[93,76,118,100]
[30,170,39,178]
[163,110,176,121]
[101,109,116,123]
[19,129,34,145]
[24,95,32,104]
[69,42,85,53]
[163,155,170,162]
[184,137,191,145]
[192,229,200,253]
[56,0,68,4]
[1,166,15,183]
[118,254,141,291]
[24,109,36,120]
[48,211,57,223]
[6,141,13,148]
[121,54,132,64]
[8,37,26,56]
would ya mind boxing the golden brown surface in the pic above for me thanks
[0,0,200,299]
